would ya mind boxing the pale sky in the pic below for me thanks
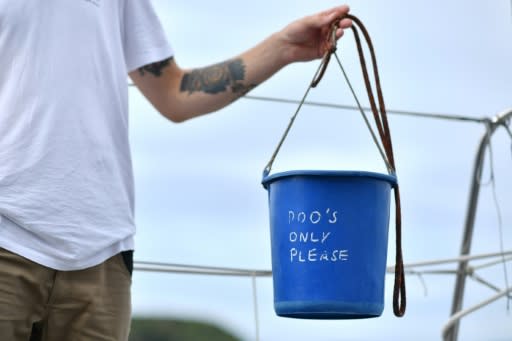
[128,1,512,340]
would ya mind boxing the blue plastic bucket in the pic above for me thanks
[262,170,397,319]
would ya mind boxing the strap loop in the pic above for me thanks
[311,19,340,88]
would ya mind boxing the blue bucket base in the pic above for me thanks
[275,301,383,320]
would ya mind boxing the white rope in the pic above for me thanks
[134,251,512,278]
[469,272,512,299]
[442,287,512,340]
[134,251,512,277]
[386,250,512,272]
[136,260,268,274]
[401,257,512,277]
[473,255,512,271]
[404,269,459,275]
[398,258,512,300]
[400,257,512,275]
[134,262,271,277]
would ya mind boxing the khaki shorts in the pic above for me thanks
[0,247,132,341]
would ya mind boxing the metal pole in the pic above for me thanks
[444,109,512,341]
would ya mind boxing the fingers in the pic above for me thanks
[305,5,350,28]
[338,18,352,29]
[323,5,350,23]
[329,10,352,40]
[336,28,345,40]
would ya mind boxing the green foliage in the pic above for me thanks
[129,317,242,341]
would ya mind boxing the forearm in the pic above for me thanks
[171,33,287,121]
[130,5,352,123]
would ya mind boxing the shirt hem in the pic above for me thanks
[0,236,135,271]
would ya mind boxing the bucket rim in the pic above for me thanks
[262,169,397,189]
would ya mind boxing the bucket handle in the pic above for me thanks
[263,16,393,177]
[263,15,407,317]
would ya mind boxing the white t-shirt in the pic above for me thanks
[0,0,173,270]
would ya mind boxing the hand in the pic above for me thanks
[278,5,352,64]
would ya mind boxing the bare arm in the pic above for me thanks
[129,5,352,123]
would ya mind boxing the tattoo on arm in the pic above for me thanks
[180,58,257,96]
[138,57,173,77]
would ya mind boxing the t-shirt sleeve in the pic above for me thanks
[122,0,174,73]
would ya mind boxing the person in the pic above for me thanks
[0,1,352,340]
